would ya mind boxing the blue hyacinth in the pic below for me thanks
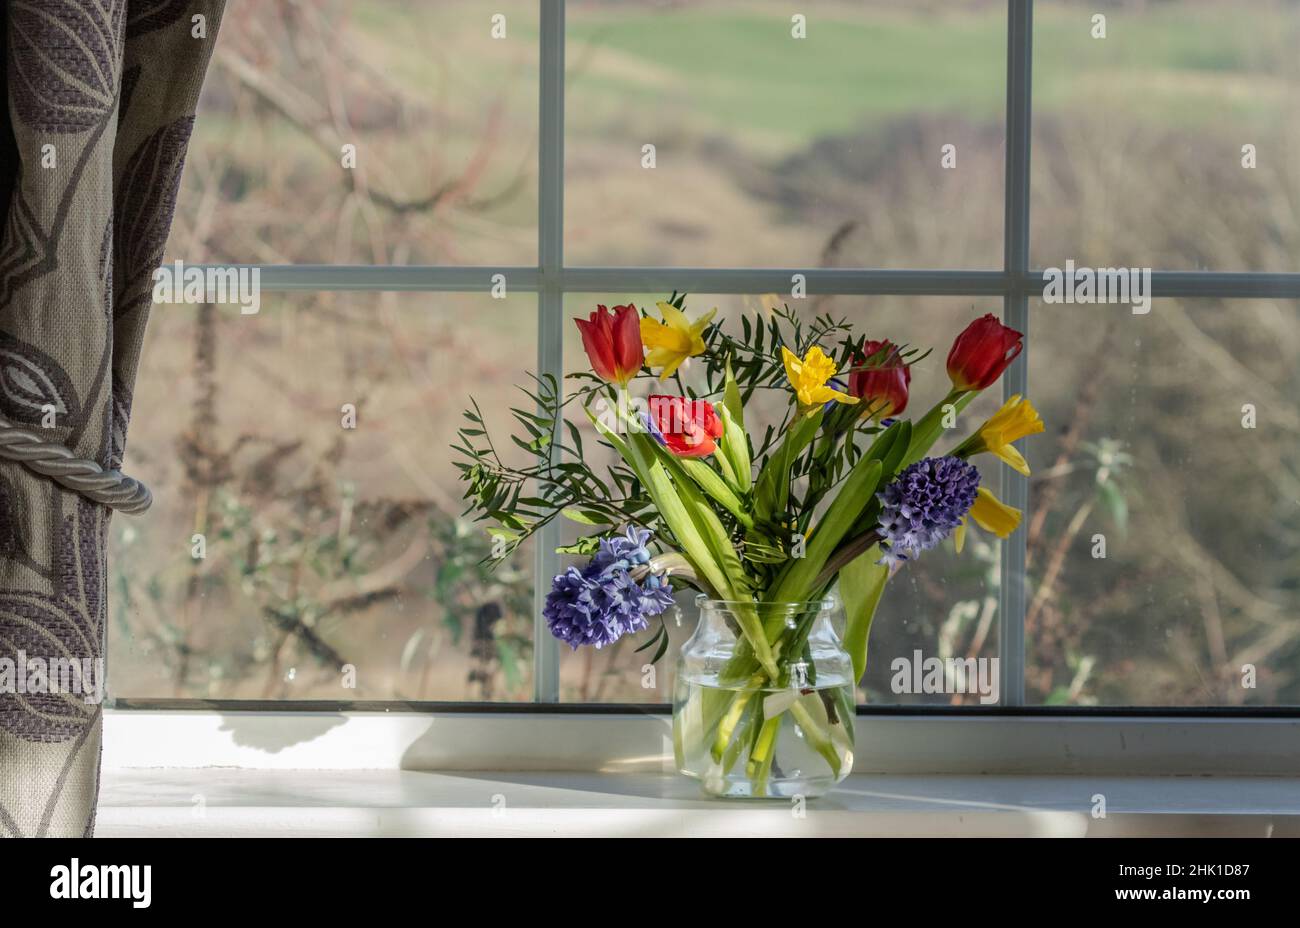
[876,456,980,568]
[543,527,675,649]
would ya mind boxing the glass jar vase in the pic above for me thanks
[672,596,856,799]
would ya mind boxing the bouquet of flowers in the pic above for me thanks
[456,297,1040,797]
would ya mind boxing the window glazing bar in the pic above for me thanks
[557,267,1009,296]
[1000,0,1033,708]
[200,265,541,292]
[190,265,1300,300]
[1025,270,1300,300]
[533,0,566,703]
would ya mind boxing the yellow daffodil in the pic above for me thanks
[954,487,1022,553]
[957,394,1044,476]
[639,302,716,379]
[781,345,858,410]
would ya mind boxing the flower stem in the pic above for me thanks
[718,697,760,775]
[813,529,883,590]
[746,715,782,794]
[711,689,753,761]
[789,700,843,777]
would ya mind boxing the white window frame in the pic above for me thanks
[115,1,1300,773]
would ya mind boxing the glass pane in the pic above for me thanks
[558,294,1006,705]
[1026,299,1300,706]
[565,1,1006,269]
[168,0,539,265]
[109,293,537,701]
[1032,0,1300,271]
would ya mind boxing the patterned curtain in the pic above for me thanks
[0,1,224,837]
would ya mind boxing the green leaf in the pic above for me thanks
[511,433,550,455]
[876,419,912,480]
[651,630,671,664]
[556,535,601,556]
[722,356,745,429]
[585,405,650,486]
[718,404,752,494]
[560,508,607,526]
[903,390,978,467]
[765,457,882,622]
[674,457,752,529]
[753,408,822,528]
[564,419,585,457]
[838,546,888,685]
[656,449,752,599]
[588,405,728,600]
[633,625,665,653]
[590,405,750,598]
[740,534,788,564]
[641,453,732,600]
[1098,481,1129,534]
[762,418,907,617]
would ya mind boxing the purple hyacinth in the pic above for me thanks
[875,456,980,568]
[543,527,675,649]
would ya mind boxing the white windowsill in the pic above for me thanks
[98,709,1300,836]
[102,709,1300,776]
[97,769,1300,838]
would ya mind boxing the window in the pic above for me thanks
[115,0,1300,711]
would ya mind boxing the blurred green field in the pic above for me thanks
[332,0,1298,151]
[555,1,1296,147]
[564,6,1004,143]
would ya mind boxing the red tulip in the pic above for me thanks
[849,339,911,420]
[575,304,643,386]
[946,314,1024,392]
[647,395,723,458]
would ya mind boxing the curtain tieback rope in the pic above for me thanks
[0,415,152,514]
